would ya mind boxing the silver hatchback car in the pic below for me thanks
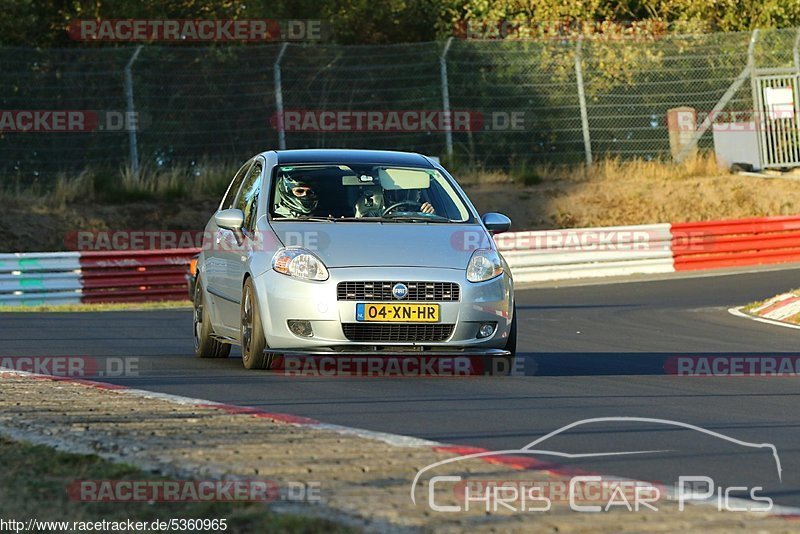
[193,149,516,372]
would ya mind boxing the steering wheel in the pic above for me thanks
[382,201,421,216]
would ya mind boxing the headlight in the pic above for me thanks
[272,248,329,281]
[466,249,503,283]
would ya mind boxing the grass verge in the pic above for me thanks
[456,152,721,185]
[0,436,352,533]
[1,160,236,207]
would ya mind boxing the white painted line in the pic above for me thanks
[729,306,800,331]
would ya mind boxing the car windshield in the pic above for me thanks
[269,164,474,223]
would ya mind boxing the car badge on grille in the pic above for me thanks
[392,283,408,300]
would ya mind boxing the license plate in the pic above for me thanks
[356,303,440,322]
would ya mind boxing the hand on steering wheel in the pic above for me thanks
[381,201,421,216]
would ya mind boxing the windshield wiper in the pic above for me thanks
[322,216,408,223]
[381,214,453,223]
[274,215,400,223]
[272,215,337,222]
[331,216,384,222]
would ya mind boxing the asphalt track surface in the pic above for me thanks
[3,267,800,508]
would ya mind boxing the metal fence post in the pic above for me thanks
[440,37,454,160]
[793,29,800,71]
[574,37,593,166]
[274,43,289,150]
[124,45,143,176]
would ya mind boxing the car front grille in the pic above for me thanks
[337,281,460,301]
[342,323,455,342]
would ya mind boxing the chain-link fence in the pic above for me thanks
[2,28,800,184]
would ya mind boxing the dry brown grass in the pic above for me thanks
[463,153,800,229]
[0,160,236,208]
[458,168,514,185]
[556,152,721,182]
[458,152,721,186]
[49,170,96,206]
[548,154,797,227]
[120,160,236,199]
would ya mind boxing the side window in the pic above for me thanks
[236,160,264,233]
[220,160,253,210]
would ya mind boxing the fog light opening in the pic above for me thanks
[477,322,497,339]
[288,320,314,338]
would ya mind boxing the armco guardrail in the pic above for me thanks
[3,215,800,305]
[495,223,675,283]
[671,216,800,271]
[0,249,199,306]
[499,215,800,283]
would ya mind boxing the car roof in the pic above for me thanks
[272,149,435,168]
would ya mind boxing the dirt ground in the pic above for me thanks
[1,196,220,253]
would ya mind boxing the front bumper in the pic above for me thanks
[265,348,510,357]
[252,266,513,350]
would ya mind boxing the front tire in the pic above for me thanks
[505,303,517,358]
[193,279,231,359]
[241,278,271,370]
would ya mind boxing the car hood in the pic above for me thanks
[269,221,487,269]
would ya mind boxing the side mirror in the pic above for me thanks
[215,208,245,231]
[481,212,511,234]
[215,208,245,245]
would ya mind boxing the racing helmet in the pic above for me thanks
[276,175,318,216]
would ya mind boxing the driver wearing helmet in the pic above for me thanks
[274,175,318,218]
[354,186,436,217]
